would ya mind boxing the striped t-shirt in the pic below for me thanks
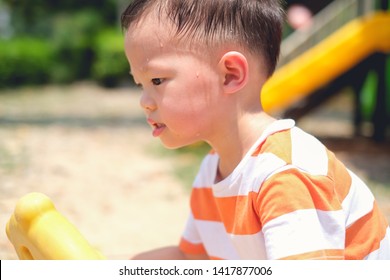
[179,119,390,259]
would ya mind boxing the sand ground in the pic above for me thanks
[1,83,389,259]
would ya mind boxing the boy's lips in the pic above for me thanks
[147,118,166,137]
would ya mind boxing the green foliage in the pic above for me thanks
[360,70,377,121]
[3,0,117,36]
[50,9,104,83]
[0,37,54,87]
[92,29,131,87]
[1,0,127,87]
[387,56,390,115]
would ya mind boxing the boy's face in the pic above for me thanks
[124,15,223,149]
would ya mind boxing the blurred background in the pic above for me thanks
[0,0,389,259]
[0,0,131,88]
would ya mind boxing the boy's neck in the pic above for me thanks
[212,110,276,182]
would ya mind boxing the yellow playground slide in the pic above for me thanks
[262,12,390,114]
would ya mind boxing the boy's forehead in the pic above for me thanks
[126,21,177,58]
[126,10,173,41]
[124,14,184,69]
[124,10,220,64]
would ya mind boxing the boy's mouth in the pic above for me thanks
[147,118,166,137]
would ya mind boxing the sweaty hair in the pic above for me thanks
[121,0,285,76]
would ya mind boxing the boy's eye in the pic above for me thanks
[151,78,163,86]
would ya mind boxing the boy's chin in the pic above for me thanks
[160,139,198,150]
[161,142,188,150]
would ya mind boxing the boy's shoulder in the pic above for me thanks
[253,120,330,176]
[194,119,333,185]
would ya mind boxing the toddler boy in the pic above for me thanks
[121,0,390,259]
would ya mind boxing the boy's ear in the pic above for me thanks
[218,51,249,94]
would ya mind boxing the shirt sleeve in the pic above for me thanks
[179,211,207,255]
[257,168,346,260]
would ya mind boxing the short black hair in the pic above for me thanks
[121,0,285,76]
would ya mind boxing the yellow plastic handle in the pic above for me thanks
[6,192,105,260]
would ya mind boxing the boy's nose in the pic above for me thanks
[139,91,157,113]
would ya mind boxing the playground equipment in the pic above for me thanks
[262,0,390,141]
[262,12,390,113]
[6,192,105,260]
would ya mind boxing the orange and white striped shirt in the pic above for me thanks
[179,119,390,259]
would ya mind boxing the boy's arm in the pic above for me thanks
[258,170,346,260]
[131,246,209,260]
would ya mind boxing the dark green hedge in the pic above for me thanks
[0,29,131,88]
[0,37,54,87]
[92,29,131,88]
